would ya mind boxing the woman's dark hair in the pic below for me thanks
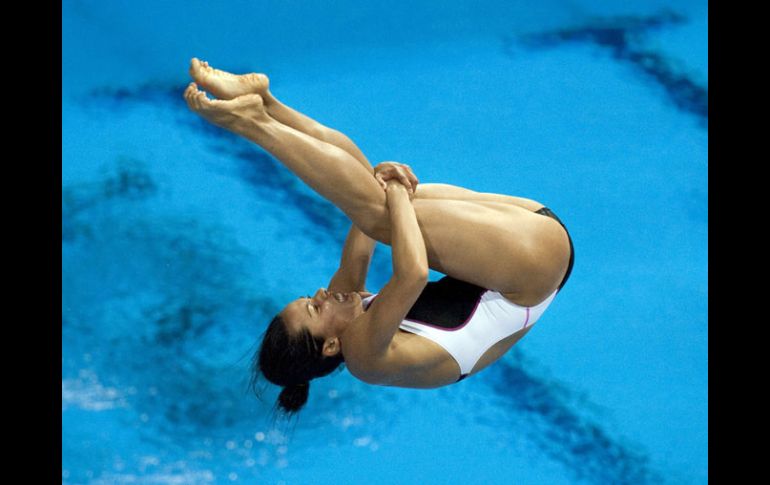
[250,313,345,416]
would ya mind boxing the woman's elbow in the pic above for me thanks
[415,265,429,283]
[410,254,430,282]
[398,265,428,286]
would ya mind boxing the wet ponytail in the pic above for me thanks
[252,314,344,416]
[278,382,310,415]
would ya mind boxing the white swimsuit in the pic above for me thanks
[361,276,558,381]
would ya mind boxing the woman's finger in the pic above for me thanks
[399,165,418,187]
[399,175,413,192]
[375,173,387,190]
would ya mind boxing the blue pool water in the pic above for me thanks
[62,1,707,483]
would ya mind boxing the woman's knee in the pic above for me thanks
[353,203,391,244]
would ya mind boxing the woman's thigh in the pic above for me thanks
[367,198,571,305]
[414,183,546,212]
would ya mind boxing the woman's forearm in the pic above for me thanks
[328,224,376,292]
[386,181,428,281]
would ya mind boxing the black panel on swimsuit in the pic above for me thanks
[404,276,487,329]
[535,207,574,290]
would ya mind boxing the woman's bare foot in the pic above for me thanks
[189,58,269,101]
[184,83,269,133]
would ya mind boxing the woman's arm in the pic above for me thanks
[327,223,376,294]
[328,162,420,293]
[347,180,428,369]
[383,180,429,281]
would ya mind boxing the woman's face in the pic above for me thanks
[281,288,365,341]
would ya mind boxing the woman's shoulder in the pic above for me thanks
[344,326,459,387]
[341,315,411,385]
[343,343,393,385]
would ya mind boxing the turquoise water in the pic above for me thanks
[62,1,707,483]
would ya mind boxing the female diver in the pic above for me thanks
[184,59,574,415]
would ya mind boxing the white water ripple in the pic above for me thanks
[62,369,128,411]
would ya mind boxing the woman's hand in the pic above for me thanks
[374,161,419,200]
[385,178,411,204]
